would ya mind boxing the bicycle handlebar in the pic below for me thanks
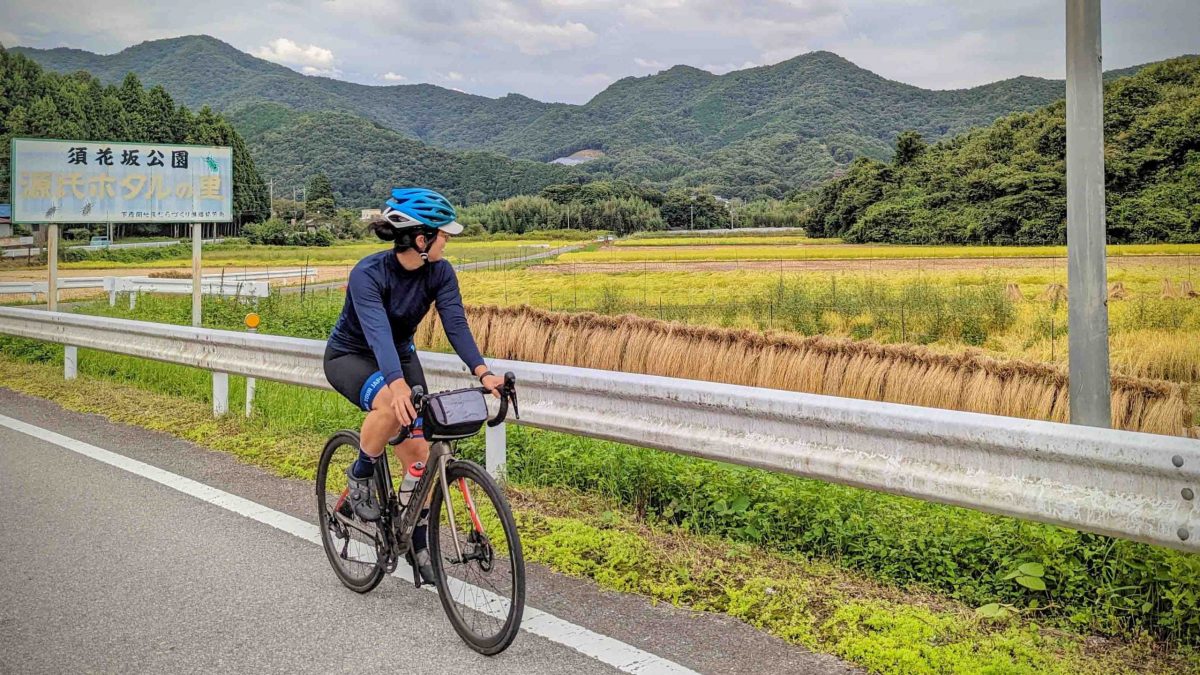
[407,372,519,430]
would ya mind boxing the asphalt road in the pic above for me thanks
[0,389,856,674]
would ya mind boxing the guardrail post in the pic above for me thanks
[212,372,228,416]
[128,291,137,310]
[245,376,255,417]
[486,422,507,480]
[64,345,77,380]
[243,313,261,417]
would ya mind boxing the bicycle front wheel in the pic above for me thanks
[428,459,525,655]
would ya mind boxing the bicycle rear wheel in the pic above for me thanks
[316,430,385,593]
[428,459,525,655]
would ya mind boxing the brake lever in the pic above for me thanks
[503,372,519,420]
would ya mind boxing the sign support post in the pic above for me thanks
[46,224,58,312]
[192,222,202,327]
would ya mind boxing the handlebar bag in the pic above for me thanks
[424,388,489,440]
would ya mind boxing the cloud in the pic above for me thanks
[253,37,335,68]
[443,71,465,81]
[620,0,849,55]
[380,71,408,81]
[634,57,665,69]
[464,16,596,55]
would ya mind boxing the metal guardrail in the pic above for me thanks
[2,238,229,257]
[103,277,268,308]
[1,269,313,304]
[0,305,1196,553]
[0,277,110,300]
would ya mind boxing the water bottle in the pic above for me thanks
[398,460,425,508]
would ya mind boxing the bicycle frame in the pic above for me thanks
[369,439,479,581]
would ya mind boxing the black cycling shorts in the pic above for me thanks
[323,343,427,412]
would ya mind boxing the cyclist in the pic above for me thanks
[323,187,504,584]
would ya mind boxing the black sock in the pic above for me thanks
[413,508,430,552]
[351,448,376,479]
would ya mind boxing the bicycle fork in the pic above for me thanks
[433,447,488,566]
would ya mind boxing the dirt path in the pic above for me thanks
[529,255,1200,274]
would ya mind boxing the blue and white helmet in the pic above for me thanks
[381,187,463,235]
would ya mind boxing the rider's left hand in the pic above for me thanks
[480,373,505,398]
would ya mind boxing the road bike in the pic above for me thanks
[316,373,524,655]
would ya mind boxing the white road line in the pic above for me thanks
[0,413,699,675]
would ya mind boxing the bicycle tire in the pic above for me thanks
[316,430,386,593]
[428,459,525,655]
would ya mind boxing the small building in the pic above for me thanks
[360,208,382,222]
[0,204,11,238]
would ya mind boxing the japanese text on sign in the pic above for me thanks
[10,138,232,224]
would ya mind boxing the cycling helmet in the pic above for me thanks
[381,187,463,235]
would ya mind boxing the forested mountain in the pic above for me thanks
[798,56,1200,245]
[0,48,269,221]
[227,103,578,207]
[14,35,1150,201]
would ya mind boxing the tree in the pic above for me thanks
[0,52,271,224]
[660,190,726,229]
[893,130,927,167]
[305,173,336,218]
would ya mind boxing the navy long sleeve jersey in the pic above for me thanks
[327,250,485,385]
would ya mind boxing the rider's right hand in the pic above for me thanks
[388,379,417,427]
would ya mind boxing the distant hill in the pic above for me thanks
[13,35,1169,201]
[226,103,578,207]
[798,56,1200,245]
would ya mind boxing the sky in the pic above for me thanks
[1,0,1198,104]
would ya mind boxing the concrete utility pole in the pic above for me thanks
[1065,0,1111,427]
[269,179,275,219]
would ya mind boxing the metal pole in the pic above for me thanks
[47,224,58,312]
[1066,0,1111,428]
[191,223,202,326]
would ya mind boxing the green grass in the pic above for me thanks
[0,351,1195,674]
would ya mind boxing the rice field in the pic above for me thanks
[453,257,1200,407]
[415,305,1192,436]
[615,235,840,247]
[554,241,1200,264]
[50,238,581,270]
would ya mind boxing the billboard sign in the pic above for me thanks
[11,138,233,224]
